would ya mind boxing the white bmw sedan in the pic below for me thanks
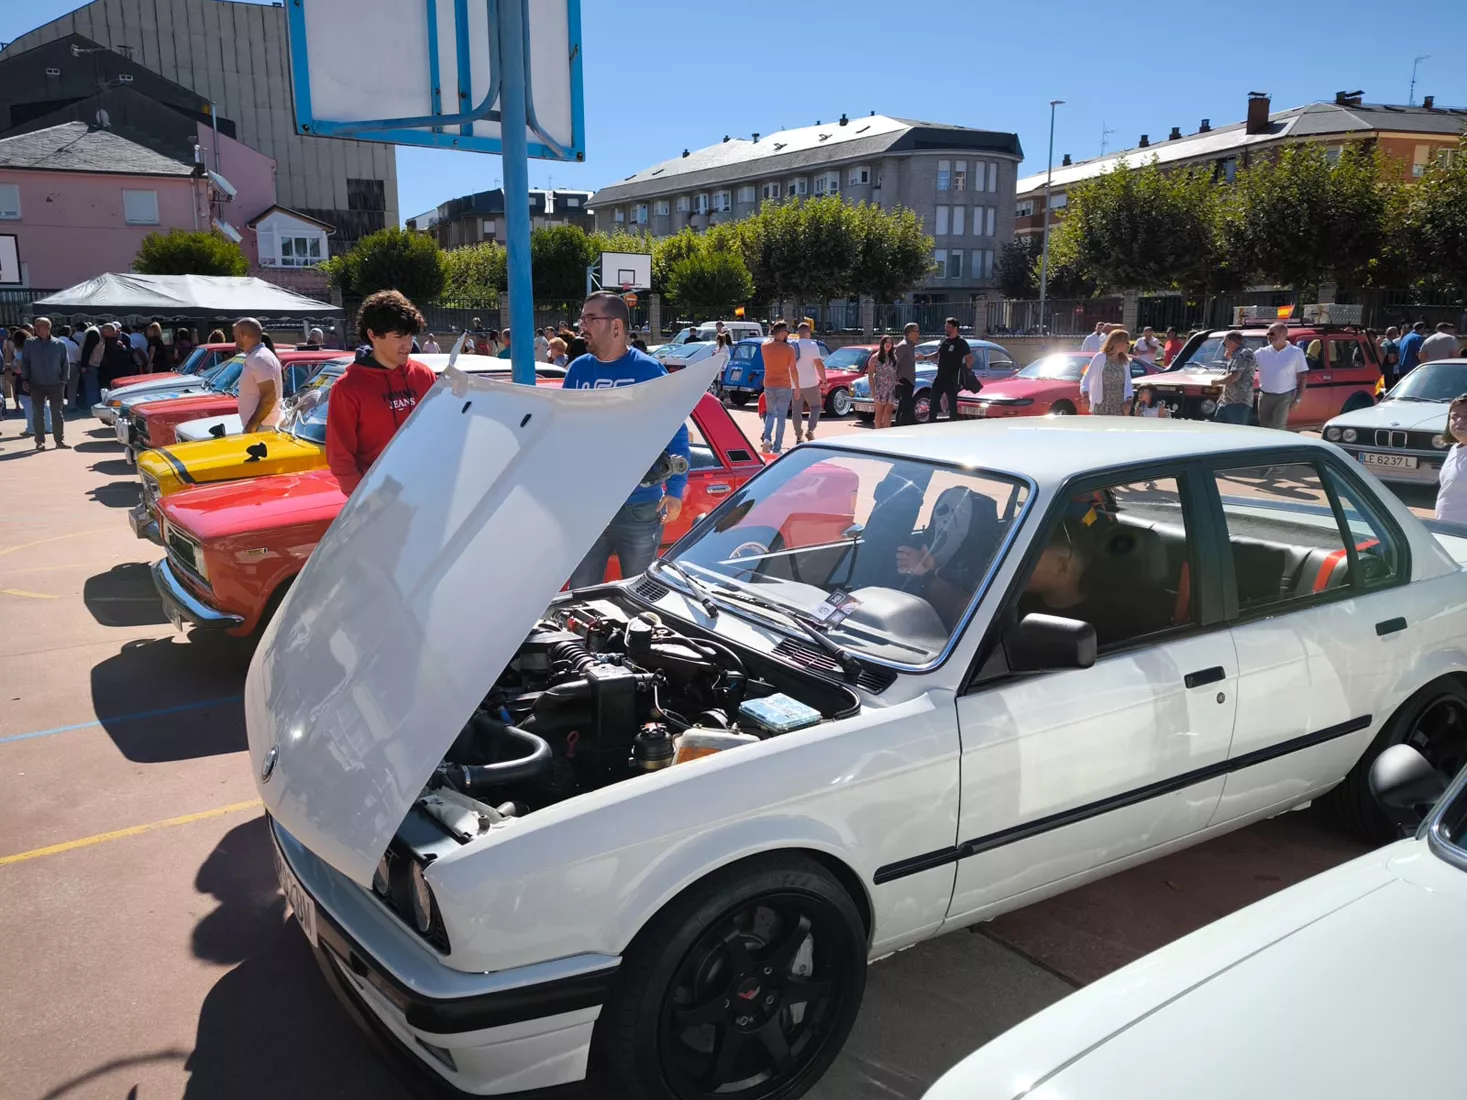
[1322,358,1467,485]
[252,359,1467,1100]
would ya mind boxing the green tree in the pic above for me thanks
[1058,157,1226,295]
[1396,138,1467,295]
[442,241,506,300]
[740,197,860,303]
[132,228,248,277]
[1219,143,1390,294]
[529,224,595,302]
[1039,221,1101,297]
[652,228,704,290]
[341,227,445,300]
[848,202,934,301]
[995,236,1041,298]
[665,251,755,318]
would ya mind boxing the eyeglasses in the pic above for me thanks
[579,314,614,324]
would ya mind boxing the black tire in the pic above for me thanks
[1049,400,1076,416]
[824,387,852,418]
[729,393,751,408]
[600,853,867,1100]
[1323,677,1467,844]
[1341,392,1376,414]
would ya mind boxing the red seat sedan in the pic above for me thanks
[957,351,1161,419]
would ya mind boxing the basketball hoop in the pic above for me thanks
[620,282,633,293]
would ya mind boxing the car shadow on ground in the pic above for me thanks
[84,426,117,439]
[89,635,250,761]
[87,479,140,508]
[72,439,120,453]
[84,563,169,627]
[89,457,135,477]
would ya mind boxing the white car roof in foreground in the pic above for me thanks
[822,418,1330,489]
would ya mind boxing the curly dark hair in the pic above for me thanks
[357,289,425,343]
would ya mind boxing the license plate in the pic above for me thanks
[274,844,319,946]
[852,401,873,413]
[1359,452,1418,470]
[959,405,985,418]
[728,369,743,381]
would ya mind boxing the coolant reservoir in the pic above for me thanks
[673,729,760,764]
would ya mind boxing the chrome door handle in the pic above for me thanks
[1320,373,1333,382]
[706,484,731,495]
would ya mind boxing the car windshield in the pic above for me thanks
[649,344,680,361]
[1388,362,1467,403]
[177,346,209,375]
[206,356,247,393]
[1017,354,1088,381]
[293,389,331,445]
[666,447,1029,665]
[825,347,871,371]
[1171,333,1315,370]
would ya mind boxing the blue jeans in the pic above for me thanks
[763,386,793,452]
[568,500,664,589]
[1214,402,1251,425]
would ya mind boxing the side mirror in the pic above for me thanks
[1004,613,1097,673]
[1368,744,1447,835]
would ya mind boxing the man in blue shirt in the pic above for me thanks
[1398,321,1428,375]
[564,291,690,588]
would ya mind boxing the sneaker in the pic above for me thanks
[20,428,32,438]
[794,430,805,444]
[34,441,45,451]
[54,441,71,449]
[760,439,772,455]
[806,428,816,440]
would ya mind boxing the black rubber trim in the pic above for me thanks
[1375,617,1407,637]
[873,714,1372,885]
[1183,665,1226,689]
[154,447,196,485]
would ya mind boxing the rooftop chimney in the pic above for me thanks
[1199,118,1211,133]
[752,132,759,142]
[1334,89,1363,107]
[1061,153,1072,166]
[1169,126,1182,140]
[1139,134,1150,147]
[722,135,729,142]
[1246,92,1271,135]
[1423,95,1435,110]
[839,113,848,126]
[681,149,689,158]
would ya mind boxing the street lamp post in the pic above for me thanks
[1037,99,1064,335]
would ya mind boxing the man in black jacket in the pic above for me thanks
[97,324,138,389]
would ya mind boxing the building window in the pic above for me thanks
[791,177,808,196]
[737,185,756,203]
[934,205,949,235]
[761,181,782,200]
[933,248,947,277]
[936,160,951,191]
[988,161,999,193]
[985,206,997,235]
[813,175,829,196]
[848,165,871,186]
[954,161,967,192]
[613,207,625,223]
[279,235,324,267]
[979,249,995,278]
[122,188,159,225]
[1015,199,1034,217]
[633,203,648,225]
[1050,193,1067,210]
[694,193,710,214]
[1325,145,1345,166]
[712,190,731,212]
[654,199,670,216]
[481,218,495,237]
[1216,157,1238,183]
[947,250,963,279]
[0,183,19,219]
[562,196,580,207]
[952,205,965,235]
[675,195,691,213]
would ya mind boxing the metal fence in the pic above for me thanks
[0,288,60,327]
[1135,289,1467,333]
[872,300,974,336]
[985,297,1123,337]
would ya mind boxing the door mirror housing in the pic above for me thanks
[1369,743,1448,835]
[1004,613,1097,673]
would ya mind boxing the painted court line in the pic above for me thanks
[0,800,263,866]
[0,695,244,746]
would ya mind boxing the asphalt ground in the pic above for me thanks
[0,401,1428,1100]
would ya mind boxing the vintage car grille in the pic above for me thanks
[1371,429,1440,451]
[772,638,896,693]
[132,413,151,447]
[165,524,204,581]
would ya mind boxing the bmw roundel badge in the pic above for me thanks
[261,744,280,783]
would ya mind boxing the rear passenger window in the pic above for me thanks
[1214,463,1400,613]
[1016,478,1194,649]
[1328,338,1367,370]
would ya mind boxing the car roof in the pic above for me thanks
[817,417,1334,487]
[916,338,1011,350]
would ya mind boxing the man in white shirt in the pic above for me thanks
[233,317,283,433]
[1080,321,1108,353]
[1419,323,1460,364]
[1252,323,1309,430]
[534,327,552,363]
[1133,326,1160,364]
[790,321,826,443]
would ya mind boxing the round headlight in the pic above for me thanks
[1199,398,1217,415]
[372,854,391,896]
[1324,427,1342,442]
[409,861,434,933]
[1342,428,1358,443]
[1433,434,1449,450]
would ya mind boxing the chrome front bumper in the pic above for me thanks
[128,503,161,544]
[150,558,242,630]
[93,402,117,425]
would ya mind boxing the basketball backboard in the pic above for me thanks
[600,251,651,292]
[0,235,19,286]
[285,0,584,161]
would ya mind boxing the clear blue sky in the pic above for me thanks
[6,0,1466,223]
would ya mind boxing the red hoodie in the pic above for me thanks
[325,354,436,493]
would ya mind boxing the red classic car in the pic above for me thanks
[957,351,1161,419]
[150,393,764,637]
[754,343,874,419]
[103,341,239,394]
[125,348,346,454]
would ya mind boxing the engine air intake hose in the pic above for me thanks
[550,639,597,677]
[438,717,553,793]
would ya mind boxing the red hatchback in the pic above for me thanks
[958,351,1161,419]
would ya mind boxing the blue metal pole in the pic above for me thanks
[496,0,536,386]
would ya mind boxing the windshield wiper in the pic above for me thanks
[651,558,720,618]
[690,575,865,681]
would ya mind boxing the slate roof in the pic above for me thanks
[0,120,195,177]
[591,115,1022,205]
[1017,100,1467,195]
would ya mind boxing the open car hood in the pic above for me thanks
[245,359,724,886]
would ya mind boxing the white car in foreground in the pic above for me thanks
[254,362,1467,1100]
[1323,357,1467,485]
[924,743,1467,1100]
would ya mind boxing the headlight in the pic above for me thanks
[193,549,209,582]
[1342,428,1358,443]
[372,855,391,896]
[409,861,434,933]
[1324,427,1342,441]
[1434,434,1450,450]
[1199,398,1217,415]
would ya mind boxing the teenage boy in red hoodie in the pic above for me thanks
[326,290,437,494]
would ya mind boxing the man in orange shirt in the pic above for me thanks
[759,320,797,455]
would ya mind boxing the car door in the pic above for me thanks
[978,346,1017,386]
[668,406,762,549]
[1206,454,1413,825]
[944,468,1237,926]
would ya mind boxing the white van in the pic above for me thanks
[665,320,764,346]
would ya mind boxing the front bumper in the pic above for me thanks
[93,402,118,425]
[1339,447,1445,485]
[272,819,618,1095]
[150,558,243,630]
[128,503,161,544]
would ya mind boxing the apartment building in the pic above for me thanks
[589,114,1022,296]
[0,0,397,253]
[407,188,595,250]
[1015,91,1467,240]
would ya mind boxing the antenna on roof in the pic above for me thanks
[1408,55,1430,106]
[1099,120,1116,154]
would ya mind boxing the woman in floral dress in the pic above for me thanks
[867,335,899,429]
[1082,328,1134,416]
